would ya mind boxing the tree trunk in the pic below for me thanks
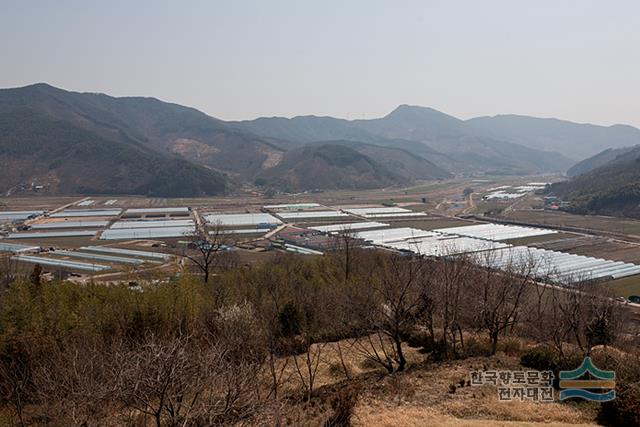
[490,331,499,355]
[394,334,406,371]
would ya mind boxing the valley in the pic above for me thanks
[3,173,640,299]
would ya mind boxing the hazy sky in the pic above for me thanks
[2,0,639,126]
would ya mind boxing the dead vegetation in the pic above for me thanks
[0,248,638,426]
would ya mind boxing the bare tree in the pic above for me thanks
[193,351,265,425]
[195,303,268,424]
[554,281,621,357]
[0,256,19,293]
[182,221,232,284]
[30,337,123,426]
[524,268,625,361]
[430,255,474,359]
[349,253,429,372]
[473,255,535,355]
[117,334,202,427]
[352,331,399,374]
[293,340,326,401]
[331,229,362,282]
[0,348,31,427]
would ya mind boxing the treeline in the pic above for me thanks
[0,249,639,425]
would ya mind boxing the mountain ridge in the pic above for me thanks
[0,84,456,194]
[467,114,640,160]
[7,83,640,196]
[233,104,575,175]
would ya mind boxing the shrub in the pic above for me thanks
[599,381,640,426]
[462,337,490,358]
[278,302,302,338]
[520,346,560,373]
[324,385,360,427]
[499,338,523,356]
[403,329,430,348]
[414,336,450,361]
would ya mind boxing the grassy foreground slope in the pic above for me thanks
[1,250,637,425]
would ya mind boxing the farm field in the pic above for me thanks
[501,232,577,246]
[499,210,640,237]
[603,275,640,298]
[2,174,640,296]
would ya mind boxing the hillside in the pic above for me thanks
[0,107,227,197]
[567,145,640,177]
[468,114,640,160]
[234,105,574,175]
[356,105,574,174]
[0,83,291,186]
[14,84,640,196]
[0,84,465,196]
[551,146,640,217]
[256,144,407,191]
[230,115,379,145]
[307,140,451,181]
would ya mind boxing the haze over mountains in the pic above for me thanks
[1,83,639,197]
[232,106,575,175]
[467,115,640,161]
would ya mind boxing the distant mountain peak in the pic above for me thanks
[381,105,464,127]
[388,104,452,115]
[25,82,55,89]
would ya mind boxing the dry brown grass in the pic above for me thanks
[354,404,596,427]
[264,337,599,426]
[353,360,598,426]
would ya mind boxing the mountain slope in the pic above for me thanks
[234,105,574,175]
[13,84,640,196]
[567,145,640,177]
[0,108,227,196]
[0,83,290,183]
[551,146,640,217]
[256,144,407,191]
[355,105,573,174]
[305,140,450,181]
[230,115,379,145]
[3,84,457,196]
[353,104,472,141]
[467,115,640,161]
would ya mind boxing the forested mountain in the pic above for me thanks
[567,145,640,177]
[230,115,379,145]
[255,144,409,191]
[551,146,640,217]
[0,84,457,195]
[467,114,640,160]
[356,105,573,174]
[254,140,450,191]
[233,105,574,175]
[0,83,296,196]
[0,108,227,197]
[7,83,640,196]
